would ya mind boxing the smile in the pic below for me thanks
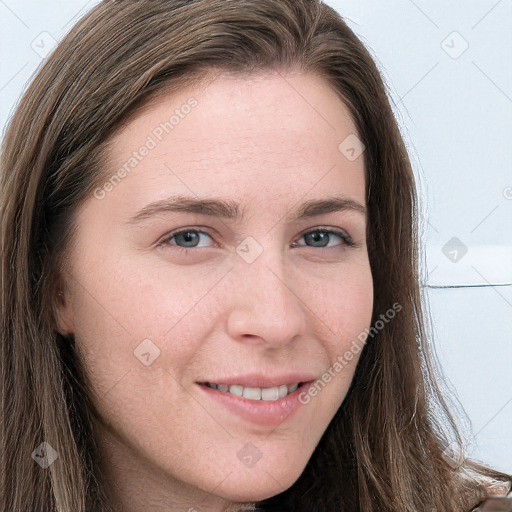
[202,382,304,401]
[197,379,314,426]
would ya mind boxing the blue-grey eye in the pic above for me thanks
[304,231,331,248]
[166,230,213,248]
[298,229,353,248]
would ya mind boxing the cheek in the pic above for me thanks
[68,249,232,406]
[285,261,372,398]
[308,261,374,343]
[307,263,373,398]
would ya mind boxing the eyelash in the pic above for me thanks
[157,226,356,252]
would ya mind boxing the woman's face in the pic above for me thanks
[55,71,373,511]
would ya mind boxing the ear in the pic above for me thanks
[52,276,74,336]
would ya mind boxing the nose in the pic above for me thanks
[225,251,307,347]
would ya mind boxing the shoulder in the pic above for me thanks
[470,497,512,511]
[481,476,512,498]
[460,465,512,510]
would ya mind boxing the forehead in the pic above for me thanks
[102,71,366,211]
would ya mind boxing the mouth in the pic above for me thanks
[196,379,314,426]
[198,381,306,401]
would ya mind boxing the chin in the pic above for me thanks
[212,463,302,503]
[217,485,285,504]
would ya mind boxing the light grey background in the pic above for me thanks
[1,0,511,473]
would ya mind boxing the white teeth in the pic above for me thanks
[278,385,289,398]
[261,387,280,401]
[242,387,261,400]
[205,382,301,401]
[229,384,243,396]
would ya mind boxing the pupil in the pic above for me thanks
[178,232,199,247]
[306,232,328,247]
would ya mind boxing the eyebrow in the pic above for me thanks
[127,194,367,225]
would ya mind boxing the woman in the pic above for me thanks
[1,1,510,511]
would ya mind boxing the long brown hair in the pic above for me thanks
[1,1,510,511]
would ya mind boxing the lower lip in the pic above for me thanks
[197,382,314,427]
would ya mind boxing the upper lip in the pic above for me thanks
[197,373,317,388]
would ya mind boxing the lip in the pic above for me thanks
[196,379,315,427]
[197,373,317,388]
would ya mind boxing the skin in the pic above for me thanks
[54,70,374,511]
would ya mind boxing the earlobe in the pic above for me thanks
[52,278,74,336]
